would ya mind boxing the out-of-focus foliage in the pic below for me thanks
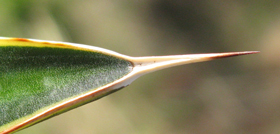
[0,1,276,134]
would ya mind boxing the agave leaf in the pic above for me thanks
[0,37,258,133]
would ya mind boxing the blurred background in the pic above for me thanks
[0,0,278,134]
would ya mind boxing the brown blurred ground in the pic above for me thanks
[1,1,279,134]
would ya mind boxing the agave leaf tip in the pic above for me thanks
[208,51,260,59]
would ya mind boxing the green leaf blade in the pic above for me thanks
[0,44,132,132]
